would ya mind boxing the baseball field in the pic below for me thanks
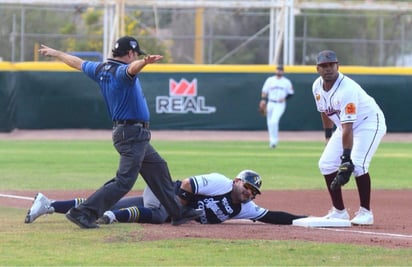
[0,130,411,266]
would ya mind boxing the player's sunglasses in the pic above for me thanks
[243,182,259,197]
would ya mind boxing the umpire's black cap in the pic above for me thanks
[316,50,338,65]
[112,36,147,56]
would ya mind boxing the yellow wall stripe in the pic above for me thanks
[0,61,411,75]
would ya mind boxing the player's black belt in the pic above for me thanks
[113,120,149,128]
[269,99,281,103]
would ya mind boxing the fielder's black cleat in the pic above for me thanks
[66,207,99,229]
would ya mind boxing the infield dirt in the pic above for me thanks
[1,130,411,248]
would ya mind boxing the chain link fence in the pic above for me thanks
[1,3,411,66]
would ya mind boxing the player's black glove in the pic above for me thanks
[330,154,354,190]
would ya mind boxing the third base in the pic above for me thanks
[292,216,351,228]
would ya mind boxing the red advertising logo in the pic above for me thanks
[169,79,197,96]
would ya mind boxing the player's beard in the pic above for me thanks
[322,72,338,83]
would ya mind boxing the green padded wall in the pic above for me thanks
[0,64,411,132]
[0,71,16,132]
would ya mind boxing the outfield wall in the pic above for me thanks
[0,62,411,132]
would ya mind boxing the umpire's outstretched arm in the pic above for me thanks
[38,45,84,71]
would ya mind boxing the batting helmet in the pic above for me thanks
[236,169,262,195]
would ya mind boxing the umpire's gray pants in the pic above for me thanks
[78,125,182,220]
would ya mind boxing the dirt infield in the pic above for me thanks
[1,130,411,248]
[2,189,411,248]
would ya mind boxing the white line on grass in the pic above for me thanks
[0,193,33,201]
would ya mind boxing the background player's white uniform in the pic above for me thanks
[261,75,294,147]
[312,72,386,176]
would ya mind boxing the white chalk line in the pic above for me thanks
[319,227,412,239]
[1,193,411,239]
[0,193,33,201]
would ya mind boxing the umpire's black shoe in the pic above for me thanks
[171,207,203,226]
[66,207,99,229]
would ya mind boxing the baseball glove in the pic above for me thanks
[258,106,266,116]
[330,160,354,190]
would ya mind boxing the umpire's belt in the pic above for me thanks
[113,120,149,128]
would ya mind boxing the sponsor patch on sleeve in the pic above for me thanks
[345,103,356,115]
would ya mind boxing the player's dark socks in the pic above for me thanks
[113,206,153,223]
[110,209,127,222]
[52,198,85,213]
[355,173,371,210]
[133,207,152,223]
[324,172,345,210]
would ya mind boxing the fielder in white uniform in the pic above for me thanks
[259,65,294,148]
[312,50,386,225]
[26,170,307,225]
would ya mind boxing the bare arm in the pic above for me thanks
[320,112,334,129]
[259,92,268,109]
[38,45,83,71]
[176,178,193,206]
[180,178,192,192]
[321,112,334,142]
[127,55,163,76]
[341,122,353,150]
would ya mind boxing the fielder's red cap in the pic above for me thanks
[316,50,338,65]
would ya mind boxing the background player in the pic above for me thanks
[25,170,307,225]
[258,65,294,148]
[312,50,386,225]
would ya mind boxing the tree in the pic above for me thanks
[59,8,171,62]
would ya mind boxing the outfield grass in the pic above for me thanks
[0,140,411,266]
[1,140,410,191]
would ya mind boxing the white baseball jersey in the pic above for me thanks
[261,75,294,147]
[262,76,294,102]
[312,72,385,129]
[312,72,386,176]
[188,173,268,224]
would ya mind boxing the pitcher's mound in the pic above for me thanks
[293,217,351,228]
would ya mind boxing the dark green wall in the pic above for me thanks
[0,65,410,132]
[14,72,110,129]
[0,71,16,132]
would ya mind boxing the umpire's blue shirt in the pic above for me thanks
[82,59,150,122]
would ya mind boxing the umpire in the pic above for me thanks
[38,36,202,228]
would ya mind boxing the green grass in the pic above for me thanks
[1,206,411,266]
[1,139,412,266]
[0,140,411,190]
